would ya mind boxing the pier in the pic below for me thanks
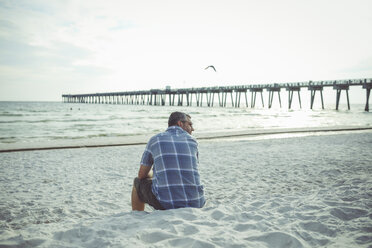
[62,78,372,111]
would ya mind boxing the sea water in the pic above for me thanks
[0,101,371,149]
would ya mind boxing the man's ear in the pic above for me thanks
[176,120,183,127]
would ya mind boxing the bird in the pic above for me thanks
[204,65,217,72]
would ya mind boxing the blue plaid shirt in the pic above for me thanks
[140,126,205,209]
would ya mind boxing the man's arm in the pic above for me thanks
[138,165,153,179]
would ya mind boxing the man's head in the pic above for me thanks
[168,111,194,135]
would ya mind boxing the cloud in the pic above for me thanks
[341,57,372,77]
[1,0,372,101]
[0,36,109,75]
[109,20,135,31]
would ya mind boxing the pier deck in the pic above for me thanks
[62,78,372,111]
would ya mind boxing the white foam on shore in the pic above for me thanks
[1,132,372,247]
[1,125,371,152]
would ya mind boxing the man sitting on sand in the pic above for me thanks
[131,111,205,210]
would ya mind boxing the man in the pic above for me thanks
[131,111,205,211]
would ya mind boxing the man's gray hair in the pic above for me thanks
[168,112,191,127]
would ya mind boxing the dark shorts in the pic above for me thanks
[133,178,165,210]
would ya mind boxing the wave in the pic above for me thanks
[48,132,142,140]
[0,137,18,143]
[0,113,24,117]
[0,118,113,124]
[0,120,55,124]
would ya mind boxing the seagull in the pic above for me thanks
[204,65,217,72]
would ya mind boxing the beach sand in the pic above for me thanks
[1,131,371,247]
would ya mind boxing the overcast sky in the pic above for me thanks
[0,0,371,101]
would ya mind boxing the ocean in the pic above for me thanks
[0,101,371,150]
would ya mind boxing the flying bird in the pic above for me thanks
[204,65,217,72]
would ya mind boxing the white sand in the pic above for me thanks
[1,131,371,247]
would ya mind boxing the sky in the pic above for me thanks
[0,0,371,101]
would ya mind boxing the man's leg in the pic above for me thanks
[131,186,145,211]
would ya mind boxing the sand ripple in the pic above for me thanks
[246,232,304,248]
[330,207,368,221]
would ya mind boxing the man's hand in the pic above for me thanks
[138,165,152,179]
[147,169,153,178]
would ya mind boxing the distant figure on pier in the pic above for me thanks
[205,65,217,72]
[131,112,205,211]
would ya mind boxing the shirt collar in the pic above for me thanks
[166,125,186,133]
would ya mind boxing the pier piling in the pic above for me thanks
[286,85,302,109]
[250,88,264,108]
[363,80,372,111]
[267,85,281,109]
[333,83,350,110]
[308,84,324,109]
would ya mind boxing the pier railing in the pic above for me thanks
[62,78,372,111]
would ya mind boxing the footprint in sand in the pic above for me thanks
[300,221,336,237]
[330,207,368,221]
[245,232,304,248]
[140,231,175,244]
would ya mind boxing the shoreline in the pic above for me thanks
[1,125,371,153]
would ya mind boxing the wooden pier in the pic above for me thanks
[62,78,372,111]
